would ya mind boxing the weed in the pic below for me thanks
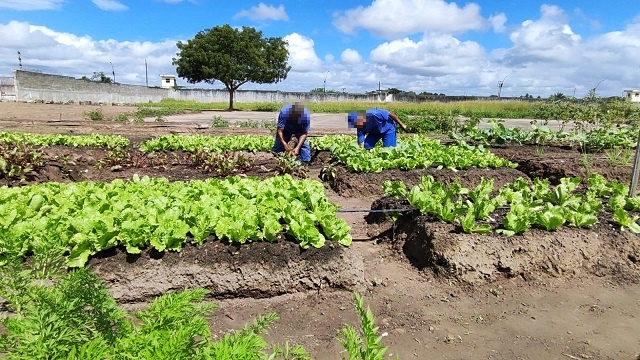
[211,115,230,128]
[84,108,104,121]
[605,147,633,166]
[536,146,544,157]
[155,115,166,122]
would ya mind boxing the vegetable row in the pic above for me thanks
[1,132,517,173]
[383,173,640,235]
[0,175,352,267]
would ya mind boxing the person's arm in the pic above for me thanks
[276,111,292,151]
[388,112,407,132]
[293,132,308,154]
[276,127,292,152]
[357,128,366,148]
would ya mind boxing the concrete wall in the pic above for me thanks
[15,70,168,104]
[12,70,533,104]
[0,76,16,101]
[13,70,395,104]
[169,88,392,103]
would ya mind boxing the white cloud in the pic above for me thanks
[489,13,507,33]
[370,34,486,76]
[234,3,288,21]
[91,0,127,11]
[333,0,486,38]
[0,21,177,86]
[0,0,63,10]
[341,49,361,64]
[283,33,322,71]
[506,5,581,63]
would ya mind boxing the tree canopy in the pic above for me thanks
[173,24,291,109]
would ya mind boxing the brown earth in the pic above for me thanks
[1,102,640,360]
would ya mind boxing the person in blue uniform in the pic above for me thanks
[347,108,407,149]
[272,102,311,162]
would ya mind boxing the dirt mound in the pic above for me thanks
[330,166,529,197]
[88,239,365,304]
[374,213,640,284]
[490,145,634,185]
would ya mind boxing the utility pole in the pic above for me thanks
[497,76,507,98]
[378,81,381,94]
[17,51,22,69]
[145,59,148,87]
[323,71,329,92]
[110,62,116,84]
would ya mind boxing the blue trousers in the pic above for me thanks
[272,132,311,162]
[363,130,396,150]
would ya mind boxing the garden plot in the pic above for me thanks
[1,103,640,359]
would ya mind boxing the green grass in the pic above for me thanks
[136,98,542,118]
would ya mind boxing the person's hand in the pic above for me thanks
[284,144,293,152]
[292,147,300,155]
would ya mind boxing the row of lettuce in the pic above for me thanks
[384,173,640,235]
[0,131,516,173]
[0,175,352,268]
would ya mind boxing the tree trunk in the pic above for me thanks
[228,88,234,110]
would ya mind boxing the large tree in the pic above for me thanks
[173,25,290,110]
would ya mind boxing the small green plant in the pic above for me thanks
[132,113,145,123]
[536,146,544,157]
[260,119,278,132]
[320,163,337,182]
[83,108,104,121]
[211,115,230,127]
[155,115,166,122]
[237,119,261,128]
[337,292,391,360]
[113,113,130,122]
[604,147,633,166]
[190,150,252,176]
[0,142,44,179]
[274,152,307,178]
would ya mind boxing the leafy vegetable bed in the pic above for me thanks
[0,131,129,149]
[312,135,516,172]
[0,175,352,267]
[383,173,640,235]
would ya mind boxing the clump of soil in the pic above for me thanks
[367,194,640,284]
[89,239,365,304]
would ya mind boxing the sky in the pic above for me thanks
[1,0,639,98]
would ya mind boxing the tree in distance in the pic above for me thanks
[173,24,291,110]
[79,72,113,84]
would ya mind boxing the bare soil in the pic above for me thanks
[1,102,640,360]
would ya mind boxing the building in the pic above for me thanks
[160,75,176,89]
[624,89,640,103]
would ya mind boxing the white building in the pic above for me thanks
[160,75,176,89]
[624,89,640,103]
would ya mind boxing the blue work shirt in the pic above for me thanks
[277,104,311,135]
[357,108,396,145]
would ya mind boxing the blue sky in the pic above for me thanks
[1,0,639,97]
